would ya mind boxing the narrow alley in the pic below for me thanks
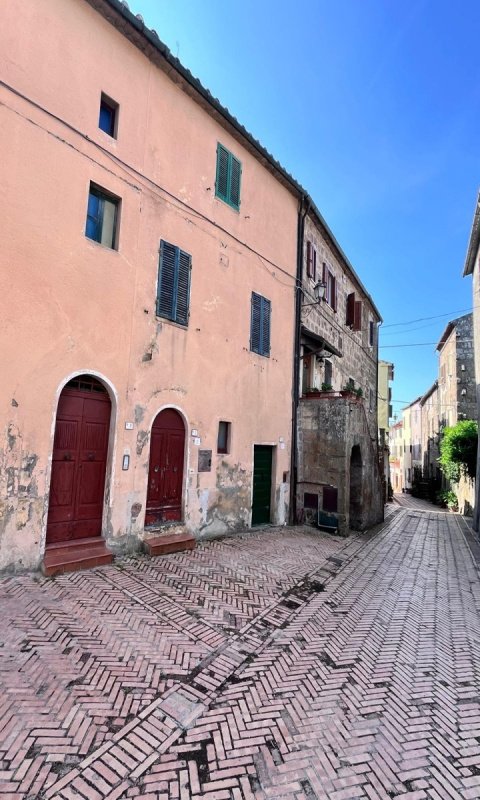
[1,506,479,799]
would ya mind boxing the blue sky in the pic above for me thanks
[131,0,479,416]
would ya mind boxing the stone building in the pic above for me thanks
[436,314,476,426]
[420,382,440,481]
[295,208,383,534]
[378,361,394,495]
[388,420,404,493]
[401,397,422,491]
[463,192,480,527]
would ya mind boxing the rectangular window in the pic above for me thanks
[215,143,242,210]
[250,292,271,357]
[369,320,374,347]
[324,359,332,387]
[304,492,318,510]
[346,292,355,327]
[99,94,118,138]
[322,264,337,311]
[353,300,362,331]
[306,241,317,280]
[85,184,119,249]
[217,421,231,454]
[156,240,192,326]
[323,486,338,512]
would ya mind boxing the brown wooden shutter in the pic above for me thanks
[307,241,313,277]
[346,292,355,326]
[333,276,338,312]
[354,300,362,331]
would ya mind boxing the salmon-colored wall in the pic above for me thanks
[0,0,298,569]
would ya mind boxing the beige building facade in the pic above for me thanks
[1,0,304,570]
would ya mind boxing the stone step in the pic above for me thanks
[144,531,196,557]
[42,538,113,577]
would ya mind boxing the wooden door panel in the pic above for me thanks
[146,411,185,525]
[252,446,273,525]
[47,386,110,544]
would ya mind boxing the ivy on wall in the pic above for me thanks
[438,419,478,482]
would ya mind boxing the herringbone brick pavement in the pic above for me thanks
[1,513,480,799]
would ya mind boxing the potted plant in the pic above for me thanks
[321,382,333,392]
[438,490,458,512]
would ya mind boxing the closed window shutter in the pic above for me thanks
[354,300,362,331]
[250,292,262,353]
[307,241,313,277]
[157,241,177,320]
[229,155,241,209]
[215,144,230,202]
[369,320,374,346]
[216,144,229,201]
[332,276,338,312]
[346,292,355,326]
[176,249,191,325]
[261,297,271,356]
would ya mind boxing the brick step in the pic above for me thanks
[42,538,113,577]
[144,531,196,557]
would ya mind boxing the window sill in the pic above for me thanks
[155,315,189,330]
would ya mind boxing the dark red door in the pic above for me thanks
[46,378,111,544]
[145,409,185,526]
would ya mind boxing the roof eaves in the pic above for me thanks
[463,190,480,277]
[420,380,438,406]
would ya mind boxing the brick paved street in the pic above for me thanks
[1,510,480,799]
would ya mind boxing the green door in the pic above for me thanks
[252,445,273,525]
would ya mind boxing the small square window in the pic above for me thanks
[304,492,318,510]
[99,94,118,138]
[85,184,119,249]
[323,486,338,512]
[217,421,231,454]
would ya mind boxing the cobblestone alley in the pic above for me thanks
[1,505,480,799]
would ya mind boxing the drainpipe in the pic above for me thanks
[290,194,310,525]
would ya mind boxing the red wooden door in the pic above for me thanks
[46,380,111,544]
[145,409,185,526]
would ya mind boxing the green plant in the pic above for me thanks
[321,382,333,391]
[342,382,355,393]
[437,489,458,510]
[355,387,363,398]
[438,419,478,482]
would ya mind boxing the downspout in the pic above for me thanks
[290,194,310,524]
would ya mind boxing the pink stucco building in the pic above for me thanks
[1,0,303,571]
[1,0,382,573]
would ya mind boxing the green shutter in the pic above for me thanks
[261,297,271,356]
[216,144,229,202]
[157,240,191,326]
[176,249,191,326]
[229,155,241,209]
[250,293,270,357]
[157,240,176,320]
[250,292,262,353]
[216,143,241,210]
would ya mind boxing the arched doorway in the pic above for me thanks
[46,375,111,544]
[349,444,363,530]
[145,408,185,526]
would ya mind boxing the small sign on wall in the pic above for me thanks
[198,450,212,472]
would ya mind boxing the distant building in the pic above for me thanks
[401,397,422,491]
[420,382,440,482]
[295,209,383,534]
[389,420,404,493]
[436,314,476,427]
[377,361,394,497]
[462,192,480,528]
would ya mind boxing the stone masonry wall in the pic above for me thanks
[297,395,384,535]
